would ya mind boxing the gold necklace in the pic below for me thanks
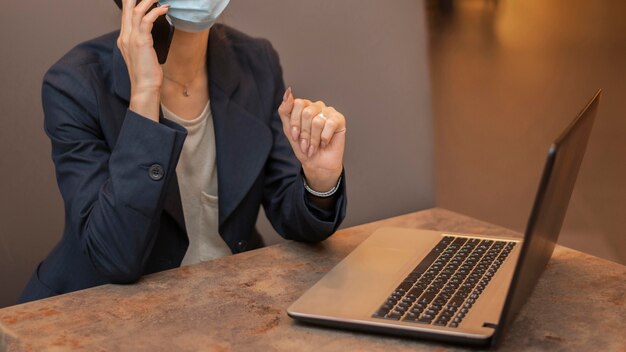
[163,64,204,97]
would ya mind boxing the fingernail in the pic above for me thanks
[308,145,315,158]
[283,87,292,102]
[291,127,299,141]
[300,139,308,155]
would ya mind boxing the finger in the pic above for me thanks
[122,0,137,29]
[278,87,295,136]
[132,0,158,30]
[139,4,170,34]
[290,98,309,144]
[308,113,326,158]
[120,0,137,46]
[320,107,346,148]
[299,101,324,156]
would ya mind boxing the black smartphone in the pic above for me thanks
[150,3,175,64]
[113,1,174,64]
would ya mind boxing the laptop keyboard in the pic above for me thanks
[372,236,516,328]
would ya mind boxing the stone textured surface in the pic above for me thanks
[1,208,624,351]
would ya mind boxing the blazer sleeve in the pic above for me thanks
[260,41,347,243]
[42,64,186,283]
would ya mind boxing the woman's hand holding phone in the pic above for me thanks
[117,0,170,122]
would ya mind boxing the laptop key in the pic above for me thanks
[403,297,416,304]
[404,312,419,320]
[397,281,413,291]
[419,313,434,320]
[410,308,424,316]
[374,308,390,318]
[444,305,458,313]
[408,288,424,298]
[449,297,463,307]
[386,312,402,320]
[439,316,452,323]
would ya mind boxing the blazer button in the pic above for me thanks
[237,240,248,252]
[148,164,164,181]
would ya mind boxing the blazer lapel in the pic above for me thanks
[208,26,273,225]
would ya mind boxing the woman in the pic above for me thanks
[19,0,347,303]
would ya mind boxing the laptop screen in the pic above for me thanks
[493,90,601,346]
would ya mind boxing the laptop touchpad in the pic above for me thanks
[290,228,441,319]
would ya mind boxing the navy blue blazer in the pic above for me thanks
[19,25,347,303]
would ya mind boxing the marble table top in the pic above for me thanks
[1,208,625,351]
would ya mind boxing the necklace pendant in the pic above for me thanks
[183,86,190,97]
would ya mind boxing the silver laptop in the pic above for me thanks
[288,91,601,347]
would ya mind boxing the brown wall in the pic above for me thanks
[0,2,120,308]
[222,0,435,243]
[0,1,434,307]
[429,0,626,264]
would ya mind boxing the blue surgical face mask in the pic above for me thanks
[160,0,230,33]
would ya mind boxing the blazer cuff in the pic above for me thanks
[109,109,187,216]
[300,168,347,228]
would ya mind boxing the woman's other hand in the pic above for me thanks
[117,0,170,122]
[278,88,346,193]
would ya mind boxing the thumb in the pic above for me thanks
[277,87,294,126]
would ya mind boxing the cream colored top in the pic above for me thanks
[161,101,232,266]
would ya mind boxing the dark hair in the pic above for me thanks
[113,0,122,10]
